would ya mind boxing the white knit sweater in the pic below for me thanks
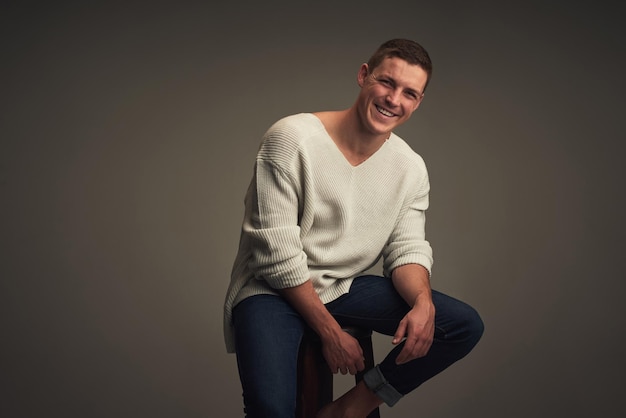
[223,113,433,352]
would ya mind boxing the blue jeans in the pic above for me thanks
[232,275,484,418]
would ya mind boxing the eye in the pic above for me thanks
[404,90,421,100]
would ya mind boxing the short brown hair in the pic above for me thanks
[367,39,433,91]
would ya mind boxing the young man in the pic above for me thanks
[223,39,484,418]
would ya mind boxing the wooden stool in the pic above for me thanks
[296,326,381,418]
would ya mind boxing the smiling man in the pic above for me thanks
[223,39,484,418]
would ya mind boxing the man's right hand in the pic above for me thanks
[320,329,365,375]
[278,281,365,374]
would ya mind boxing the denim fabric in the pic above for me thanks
[362,365,403,406]
[232,275,484,417]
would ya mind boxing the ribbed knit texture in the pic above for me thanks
[223,113,433,352]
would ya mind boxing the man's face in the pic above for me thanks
[356,56,428,138]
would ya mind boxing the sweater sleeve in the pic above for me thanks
[241,153,310,290]
[382,170,434,277]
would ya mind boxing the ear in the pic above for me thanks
[357,63,369,87]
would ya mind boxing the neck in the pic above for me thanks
[336,108,389,154]
[315,109,389,167]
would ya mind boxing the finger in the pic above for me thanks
[398,337,432,364]
[395,347,409,365]
[350,357,364,375]
[392,321,407,345]
[395,336,418,364]
[356,356,365,371]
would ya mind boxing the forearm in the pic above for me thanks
[281,280,365,375]
[391,263,436,362]
[279,280,343,341]
[391,263,432,307]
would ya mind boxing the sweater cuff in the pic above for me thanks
[384,254,433,278]
[258,257,310,289]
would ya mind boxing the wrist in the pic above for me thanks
[317,322,344,343]
[412,291,433,309]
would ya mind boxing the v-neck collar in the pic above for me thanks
[309,113,392,169]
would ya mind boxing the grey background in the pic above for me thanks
[2,1,624,417]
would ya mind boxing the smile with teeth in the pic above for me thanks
[375,105,395,117]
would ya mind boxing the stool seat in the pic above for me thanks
[296,326,380,418]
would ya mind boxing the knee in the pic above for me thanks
[460,304,484,350]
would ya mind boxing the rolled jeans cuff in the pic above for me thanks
[363,365,403,407]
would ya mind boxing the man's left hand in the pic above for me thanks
[392,297,435,364]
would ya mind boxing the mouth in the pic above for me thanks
[375,105,396,118]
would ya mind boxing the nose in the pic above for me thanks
[385,88,402,107]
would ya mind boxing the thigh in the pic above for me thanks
[325,275,411,336]
[325,275,482,341]
[232,294,305,418]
